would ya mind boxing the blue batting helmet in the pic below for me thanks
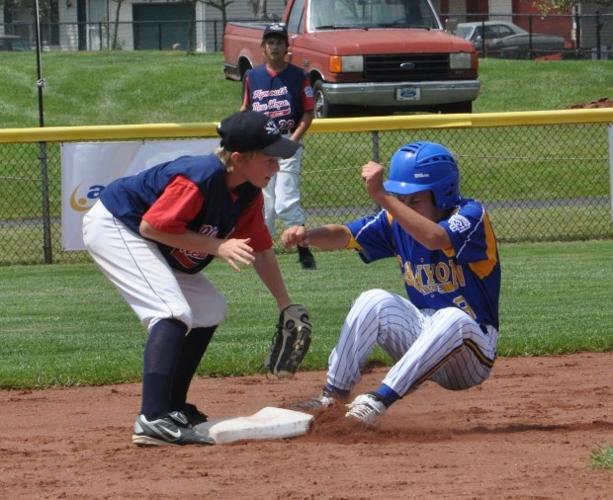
[383,141,461,210]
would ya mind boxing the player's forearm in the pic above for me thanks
[290,112,313,142]
[377,195,452,250]
[253,248,291,310]
[305,224,351,250]
[139,220,223,256]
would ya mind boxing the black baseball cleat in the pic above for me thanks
[289,387,340,411]
[298,246,316,270]
[132,410,214,446]
[181,403,208,426]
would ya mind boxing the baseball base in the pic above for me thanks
[194,406,313,445]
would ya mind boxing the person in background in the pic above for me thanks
[241,23,316,270]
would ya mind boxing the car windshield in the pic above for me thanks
[309,0,439,30]
[454,26,473,39]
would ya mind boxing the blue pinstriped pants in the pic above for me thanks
[326,289,498,397]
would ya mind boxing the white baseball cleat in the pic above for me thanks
[345,393,386,425]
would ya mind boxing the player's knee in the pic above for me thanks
[192,291,228,328]
[446,307,479,336]
[148,315,192,332]
[444,307,472,324]
[207,293,228,325]
[431,307,473,343]
[353,289,395,311]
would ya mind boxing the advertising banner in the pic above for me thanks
[61,139,218,250]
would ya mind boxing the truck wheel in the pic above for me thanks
[239,60,252,81]
[313,81,338,118]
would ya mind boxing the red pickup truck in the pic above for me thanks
[223,0,480,117]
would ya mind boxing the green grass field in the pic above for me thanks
[0,52,612,128]
[1,54,611,223]
[1,240,612,390]
[0,52,612,395]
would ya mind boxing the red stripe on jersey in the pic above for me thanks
[142,176,204,234]
[232,192,273,252]
[302,77,314,112]
[169,248,200,269]
[242,74,251,108]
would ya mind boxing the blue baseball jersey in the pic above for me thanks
[345,199,501,329]
[244,64,313,133]
[100,154,262,274]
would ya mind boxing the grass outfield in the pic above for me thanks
[0,53,612,128]
[1,240,612,389]
[1,55,612,252]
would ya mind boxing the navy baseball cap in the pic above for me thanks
[217,111,300,158]
[263,23,288,43]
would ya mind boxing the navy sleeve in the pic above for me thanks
[439,200,490,264]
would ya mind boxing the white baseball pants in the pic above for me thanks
[82,201,227,333]
[326,289,498,397]
[263,147,305,236]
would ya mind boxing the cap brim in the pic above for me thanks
[383,180,430,195]
[260,137,301,159]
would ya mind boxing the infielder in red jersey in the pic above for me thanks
[83,110,301,446]
[282,141,501,425]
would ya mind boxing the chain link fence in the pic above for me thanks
[443,11,613,60]
[1,110,612,266]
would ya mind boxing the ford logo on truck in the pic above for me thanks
[400,62,416,70]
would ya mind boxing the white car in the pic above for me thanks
[454,20,566,59]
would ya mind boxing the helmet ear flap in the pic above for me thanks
[437,181,460,209]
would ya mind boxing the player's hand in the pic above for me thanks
[361,161,386,202]
[281,225,309,249]
[216,238,255,272]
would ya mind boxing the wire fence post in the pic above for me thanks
[371,130,381,210]
[575,9,582,54]
[214,20,218,51]
[34,0,53,263]
[371,130,380,163]
[596,11,602,60]
[528,14,534,59]
[37,142,52,263]
[481,18,486,57]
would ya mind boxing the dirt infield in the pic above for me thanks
[568,97,613,108]
[2,352,612,499]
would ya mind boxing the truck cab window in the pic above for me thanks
[287,0,306,34]
[310,0,438,30]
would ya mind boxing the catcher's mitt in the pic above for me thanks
[265,304,312,377]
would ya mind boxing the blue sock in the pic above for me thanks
[170,326,217,409]
[141,318,188,419]
[325,383,349,398]
[373,384,401,408]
